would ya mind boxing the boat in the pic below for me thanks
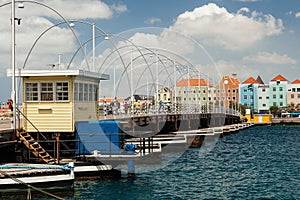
[0,162,74,198]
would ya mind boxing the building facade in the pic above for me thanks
[215,75,240,110]
[269,75,288,108]
[287,79,300,110]
[256,85,270,113]
[174,78,208,113]
[239,77,258,112]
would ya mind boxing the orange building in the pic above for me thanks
[215,75,240,109]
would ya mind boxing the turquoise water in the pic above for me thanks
[69,125,300,199]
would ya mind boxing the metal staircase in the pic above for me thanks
[17,130,56,164]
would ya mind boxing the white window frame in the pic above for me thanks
[40,82,54,102]
[25,82,39,102]
[56,81,69,102]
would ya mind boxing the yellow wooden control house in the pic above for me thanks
[8,69,109,133]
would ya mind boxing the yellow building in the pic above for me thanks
[9,69,109,133]
[244,109,272,124]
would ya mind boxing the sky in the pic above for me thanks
[1,0,300,101]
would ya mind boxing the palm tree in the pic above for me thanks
[286,103,295,112]
[239,104,247,116]
[270,105,280,117]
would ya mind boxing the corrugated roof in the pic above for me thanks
[291,79,300,84]
[271,74,288,82]
[242,77,259,84]
[176,79,208,87]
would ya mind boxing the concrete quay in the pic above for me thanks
[272,117,300,125]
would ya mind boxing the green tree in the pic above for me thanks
[239,104,247,116]
[270,105,280,117]
[286,103,295,112]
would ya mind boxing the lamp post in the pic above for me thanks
[11,0,16,131]
[92,23,95,71]
[187,65,190,113]
[156,53,159,114]
[173,60,176,113]
[1,0,95,131]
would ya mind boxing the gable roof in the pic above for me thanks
[231,77,240,85]
[242,77,259,84]
[271,74,288,82]
[291,79,300,84]
[176,79,208,87]
[256,75,264,84]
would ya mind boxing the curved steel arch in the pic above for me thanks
[0,1,91,70]
[67,35,104,70]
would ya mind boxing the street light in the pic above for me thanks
[69,22,96,71]
[11,0,16,130]
[1,0,89,131]
[17,2,24,8]
[21,19,109,71]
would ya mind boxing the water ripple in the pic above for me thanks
[66,125,300,200]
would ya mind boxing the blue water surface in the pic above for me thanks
[68,125,300,200]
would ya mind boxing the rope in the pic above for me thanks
[0,170,64,200]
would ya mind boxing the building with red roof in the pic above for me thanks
[269,74,288,108]
[174,78,209,112]
[239,76,270,113]
[215,75,240,110]
[287,79,300,110]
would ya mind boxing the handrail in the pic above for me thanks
[16,107,47,141]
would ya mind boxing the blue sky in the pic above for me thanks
[1,0,300,101]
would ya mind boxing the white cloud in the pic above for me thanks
[243,52,296,65]
[237,7,250,14]
[169,3,284,51]
[42,0,114,20]
[145,17,161,25]
[111,3,128,13]
[214,60,260,81]
[295,12,300,18]
[0,0,124,73]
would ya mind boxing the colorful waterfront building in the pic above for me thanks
[287,79,300,110]
[174,78,208,113]
[269,74,288,108]
[256,77,270,114]
[207,81,217,112]
[215,75,240,110]
[154,87,172,112]
[157,87,172,104]
[239,77,259,112]
[240,76,270,113]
